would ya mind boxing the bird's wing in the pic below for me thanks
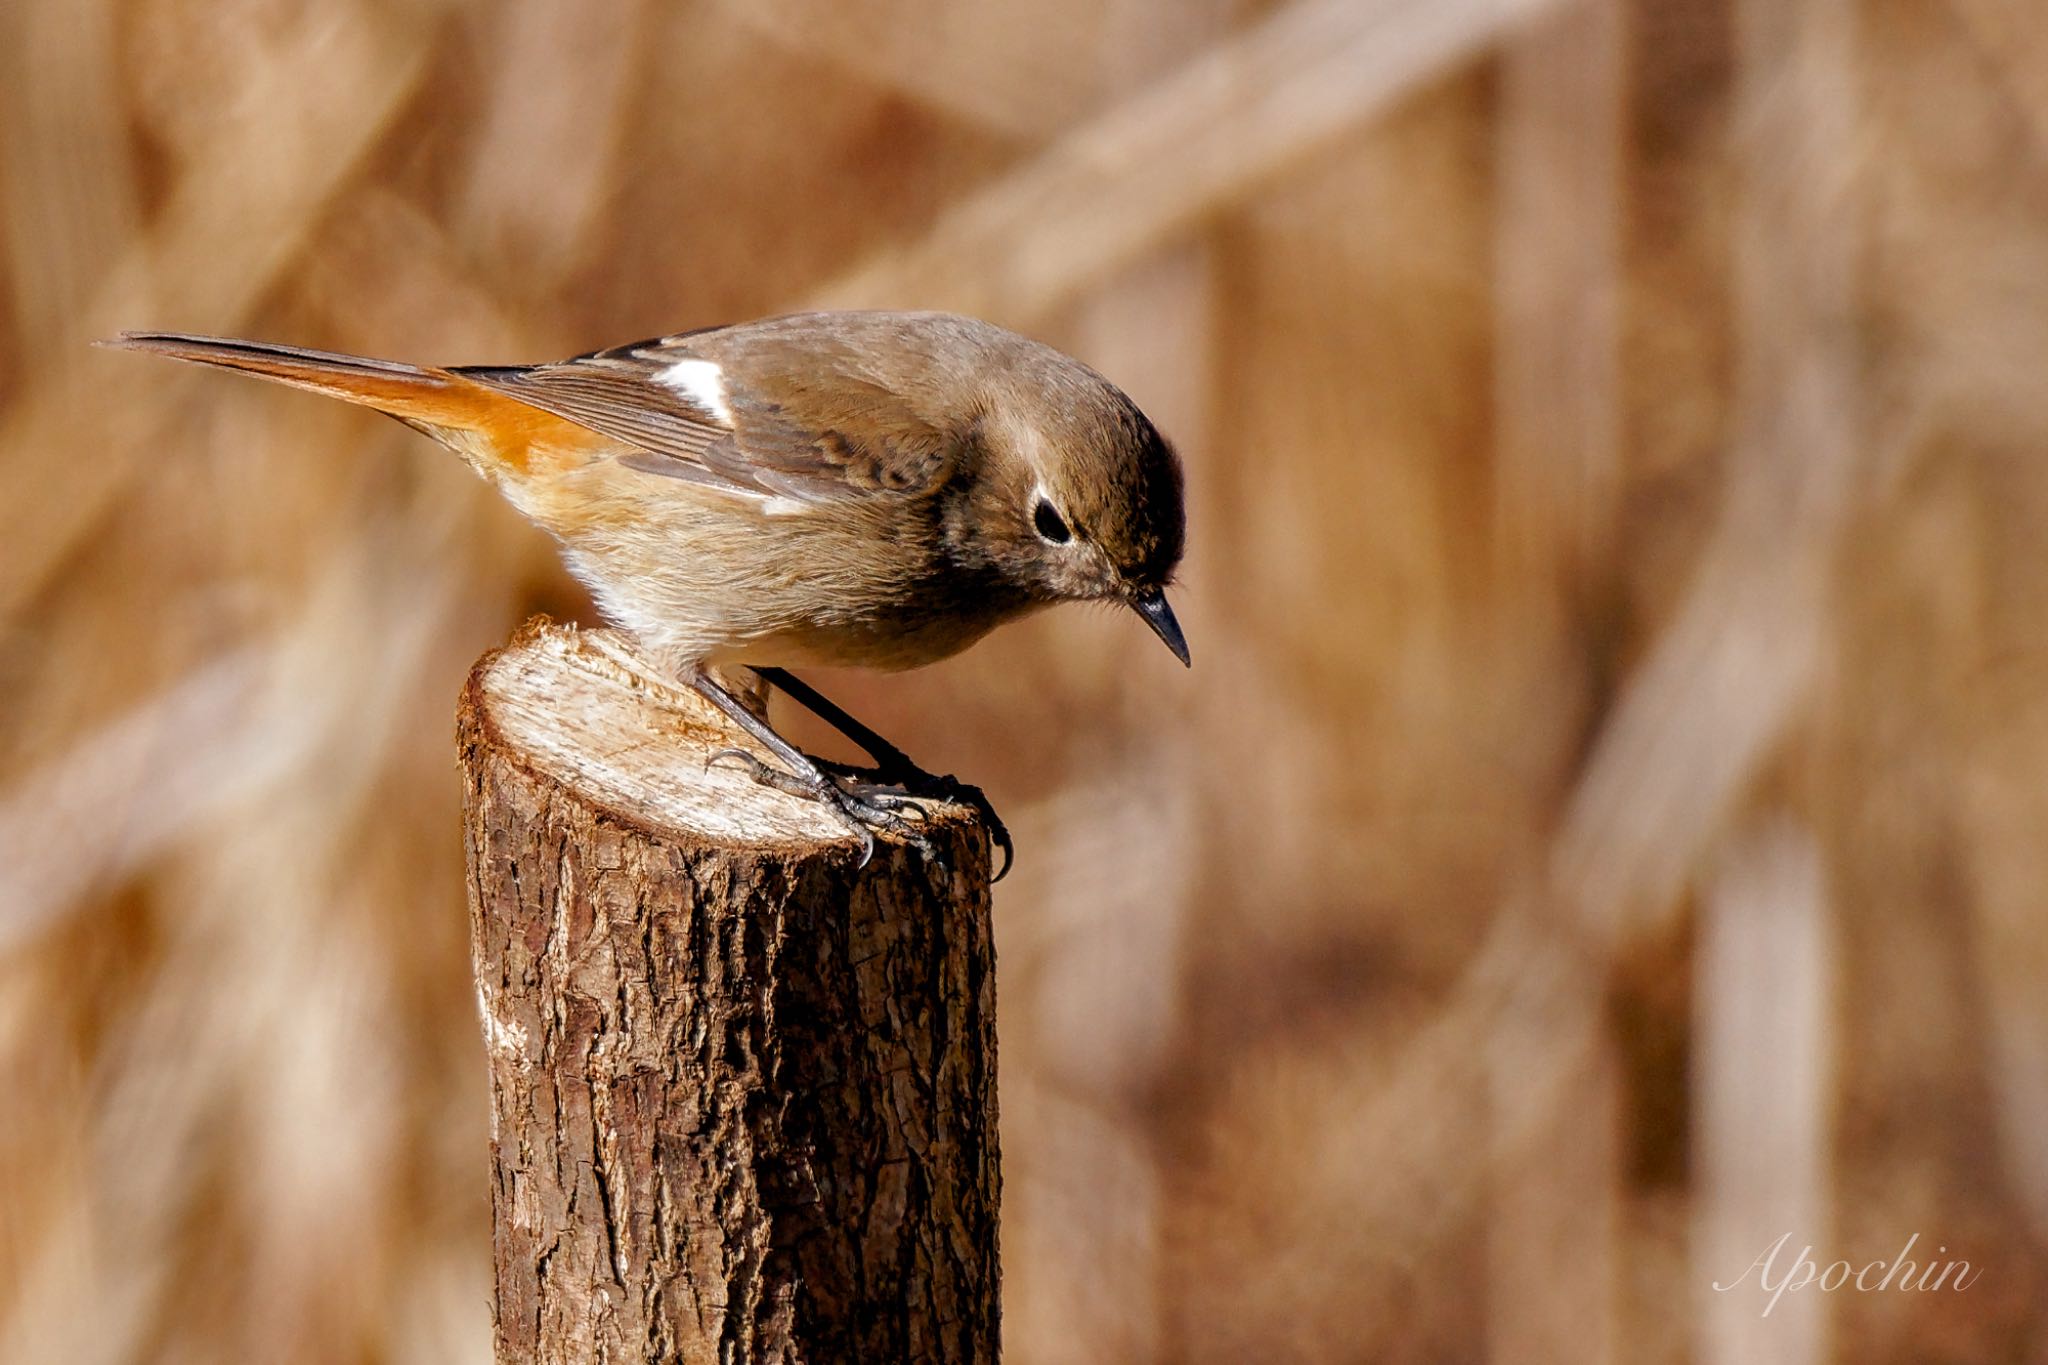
[452,334,959,507]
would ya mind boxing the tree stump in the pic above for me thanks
[458,620,1000,1364]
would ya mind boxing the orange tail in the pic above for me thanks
[100,332,488,423]
[101,332,599,474]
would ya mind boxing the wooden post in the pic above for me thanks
[457,621,1000,1364]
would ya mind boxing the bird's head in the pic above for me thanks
[952,363,1189,666]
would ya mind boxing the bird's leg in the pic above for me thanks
[756,667,1014,881]
[755,668,916,770]
[686,667,938,869]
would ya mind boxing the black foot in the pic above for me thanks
[710,749,942,869]
[874,768,1013,882]
[754,668,1015,881]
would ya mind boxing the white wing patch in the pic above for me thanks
[656,358,734,425]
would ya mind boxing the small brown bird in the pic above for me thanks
[106,311,1188,875]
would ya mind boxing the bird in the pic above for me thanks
[104,311,1188,877]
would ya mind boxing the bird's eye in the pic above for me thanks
[1033,499,1072,545]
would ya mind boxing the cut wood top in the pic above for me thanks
[464,619,969,856]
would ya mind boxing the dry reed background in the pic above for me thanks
[3,0,2046,1360]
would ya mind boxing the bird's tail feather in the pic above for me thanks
[99,332,478,426]
[99,332,613,479]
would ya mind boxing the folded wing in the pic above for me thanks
[455,333,961,507]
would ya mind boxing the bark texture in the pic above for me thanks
[458,621,999,1364]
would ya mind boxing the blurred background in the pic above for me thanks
[4,0,2047,1360]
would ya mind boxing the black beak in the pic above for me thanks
[1130,588,1191,667]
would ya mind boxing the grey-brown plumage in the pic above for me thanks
[103,310,1189,873]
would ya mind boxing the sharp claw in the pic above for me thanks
[715,745,1007,879]
[927,778,1011,881]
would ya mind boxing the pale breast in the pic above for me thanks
[533,458,1034,672]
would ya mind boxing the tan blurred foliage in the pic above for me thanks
[3,0,2047,1361]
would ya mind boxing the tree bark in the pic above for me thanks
[458,620,1000,1364]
